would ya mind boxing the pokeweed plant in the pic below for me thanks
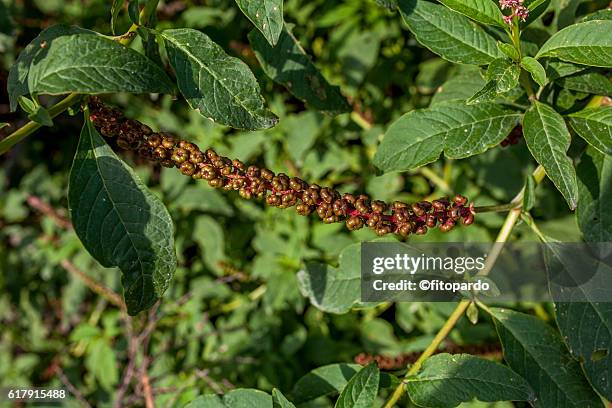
[0,0,610,407]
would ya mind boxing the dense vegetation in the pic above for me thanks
[0,0,610,407]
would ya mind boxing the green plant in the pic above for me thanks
[0,0,610,407]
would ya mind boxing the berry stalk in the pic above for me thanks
[88,98,475,238]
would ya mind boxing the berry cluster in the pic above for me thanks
[88,98,475,238]
[499,0,529,24]
[500,125,523,147]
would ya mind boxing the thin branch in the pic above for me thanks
[142,371,156,408]
[55,366,93,408]
[114,316,138,408]
[60,260,126,310]
[27,195,73,229]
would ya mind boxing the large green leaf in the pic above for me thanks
[398,0,502,65]
[334,363,379,408]
[248,26,350,115]
[522,101,578,209]
[8,25,172,111]
[406,353,535,408]
[290,363,398,404]
[490,308,604,408]
[555,300,612,400]
[297,243,362,313]
[374,102,520,172]
[272,389,296,408]
[537,20,612,68]
[291,364,363,404]
[576,147,612,242]
[24,32,173,101]
[437,0,504,26]
[555,70,612,96]
[235,0,283,46]
[161,28,278,130]
[68,117,176,315]
[568,107,612,155]
[186,389,272,408]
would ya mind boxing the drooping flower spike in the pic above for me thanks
[88,98,476,238]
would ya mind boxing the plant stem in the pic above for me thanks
[0,1,158,157]
[0,93,83,155]
[474,202,520,213]
[418,166,453,195]
[382,164,545,408]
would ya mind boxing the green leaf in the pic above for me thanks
[8,25,174,110]
[555,70,612,96]
[290,363,400,404]
[8,25,88,111]
[486,58,520,93]
[537,20,612,68]
[522,0,551,27]
[490,308,603,408]
[161,28,278,130]
[521,57,548,87]
[127,0,140,24]
[272,389,296,408]
[28,105,53,127]
[297,243,361,313]
[437,0,505,26]
[85,338,118,390]
[576,147,612,242]
[546,60,587,80]
[431,71,486,105]
[19,97,54,126]
[291,364,363,404]
[498,42,519,61]
[334,363,379,408]
[466,301,479,324]
[406,353,535,408]
[555,299,612,400]
[398,0,502,65]
[522,101,578,209]
[0,122,9,130]
[186,389,272,408]
[235,0,283,46]
[374,102,520,172]
[466,80,498,104]
[581,9,612,23]
[568,107,612,155]
[111,0,126,35]
[68,116,176,315]
[248,25,350,115]
[28,34,172,100]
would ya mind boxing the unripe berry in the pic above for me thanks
[152,147,168,161]
[189,150,205,164]
[346,216,364,231]
[454,194,468,206]
[161,134,176,149]
[371,200,386,213]
[171,148,189,164]
[180,162,196,176]
[147,134,162,148]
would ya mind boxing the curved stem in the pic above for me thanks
[382,164,545,408]
[0,93,83,155]
[474,202,520,213]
